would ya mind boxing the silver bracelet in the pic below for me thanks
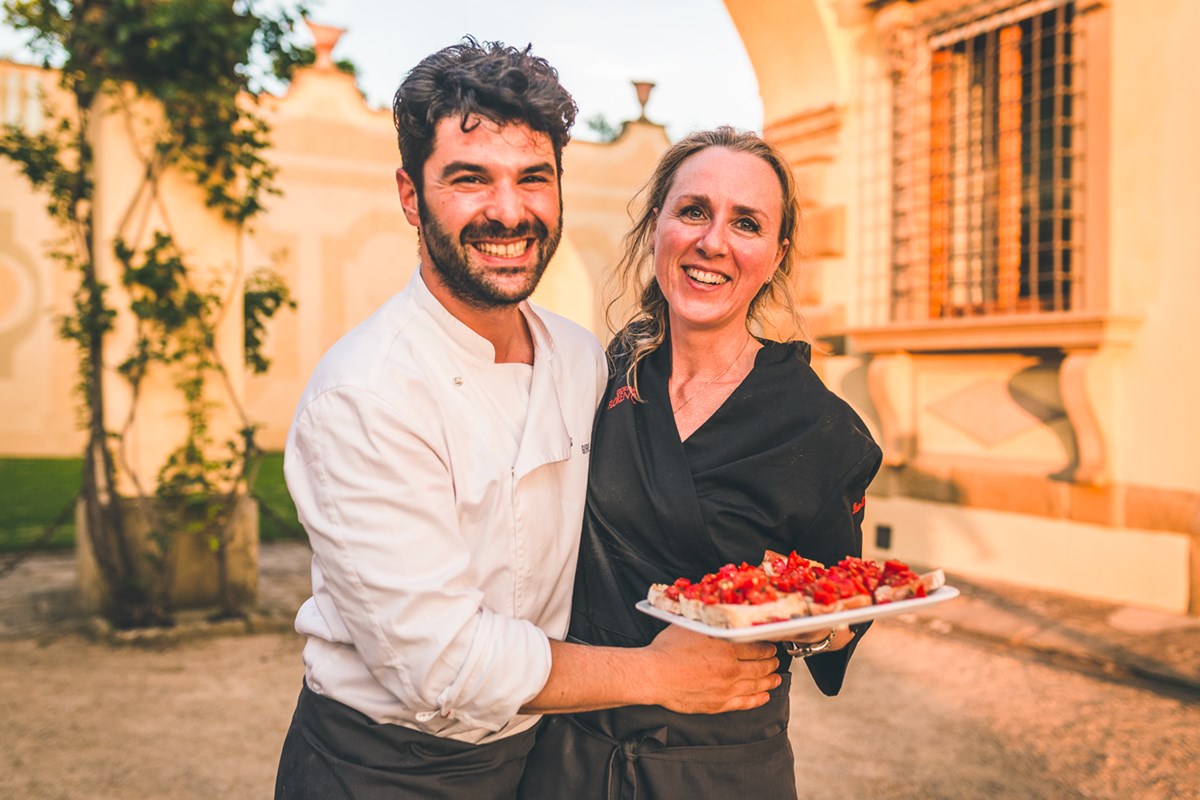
[785,630,836,658]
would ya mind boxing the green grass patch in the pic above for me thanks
[255,451,304,543]
[0,457,82,552]
[0,453,304,553]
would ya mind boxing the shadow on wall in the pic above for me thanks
[1007,359,1079,482]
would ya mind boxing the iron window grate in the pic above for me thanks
[885,0,1084,323]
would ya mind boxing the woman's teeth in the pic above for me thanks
[475,241,529,258]
[685,267,728,285]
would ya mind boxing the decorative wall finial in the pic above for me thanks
[632,81,655,121]
[305,20,347,71]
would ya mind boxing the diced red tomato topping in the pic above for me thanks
[660,551,925,607]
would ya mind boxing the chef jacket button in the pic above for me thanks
[453,377,464,386]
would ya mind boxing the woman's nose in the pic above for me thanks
[696,221,729,258]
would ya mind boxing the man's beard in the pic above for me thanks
[419,205,562,309]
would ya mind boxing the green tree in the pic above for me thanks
[0,0,304,627]
[585,112,621,143]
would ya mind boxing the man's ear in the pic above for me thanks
[396,168,421,227]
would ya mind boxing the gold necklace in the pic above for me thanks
[670,336,752,413]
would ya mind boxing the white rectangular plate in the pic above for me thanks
[635,585,960,643]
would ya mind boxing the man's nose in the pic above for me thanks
[483,182,523,229]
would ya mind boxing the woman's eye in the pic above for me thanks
[680,205,706,220]
[736,217,762,233]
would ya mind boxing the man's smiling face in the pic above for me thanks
[410,116,563,309]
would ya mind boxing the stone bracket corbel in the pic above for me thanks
[1058,349,1111,486]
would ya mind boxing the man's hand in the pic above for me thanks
[641,624,780,714]
[523,629,779,716]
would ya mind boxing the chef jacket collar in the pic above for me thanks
[408,267,572,478]
[408,266,558,367]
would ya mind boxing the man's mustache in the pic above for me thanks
[461,218,550,242]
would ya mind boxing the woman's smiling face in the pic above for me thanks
[652,146,789,335]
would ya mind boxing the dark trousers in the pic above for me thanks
[274,683,539,800]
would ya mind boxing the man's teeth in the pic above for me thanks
[685,267,728,285]
[475,241,529,258]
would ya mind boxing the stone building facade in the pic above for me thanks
[726,0,1199,613]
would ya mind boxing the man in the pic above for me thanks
[273,39,779,799]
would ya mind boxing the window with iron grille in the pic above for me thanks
[889,0,1084,323]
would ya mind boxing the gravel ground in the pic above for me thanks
[1,633,300,799]
[2,623,1196,799]
[791,623,1200,799]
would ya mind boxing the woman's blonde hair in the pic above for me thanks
[606,126,805,398]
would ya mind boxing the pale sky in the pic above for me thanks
[0,0,763,141]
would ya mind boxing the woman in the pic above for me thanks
[518,127,882,798]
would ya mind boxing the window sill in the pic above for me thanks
[845,313,1140,353]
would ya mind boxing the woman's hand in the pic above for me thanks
[780,625,855,658]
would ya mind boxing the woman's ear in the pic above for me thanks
[776,237,790,267]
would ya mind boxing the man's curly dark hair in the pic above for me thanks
[392,36,578,198]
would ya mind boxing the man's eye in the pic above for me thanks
[453,175,484,185]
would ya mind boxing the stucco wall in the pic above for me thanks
[1102,0,1200,493]
[0,64,82,457]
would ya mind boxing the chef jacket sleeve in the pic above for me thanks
[285,384,552,732]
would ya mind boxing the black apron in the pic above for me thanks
[520,337,882,800]
[275,683,539,800]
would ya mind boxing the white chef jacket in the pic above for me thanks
[285,269,606,744]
